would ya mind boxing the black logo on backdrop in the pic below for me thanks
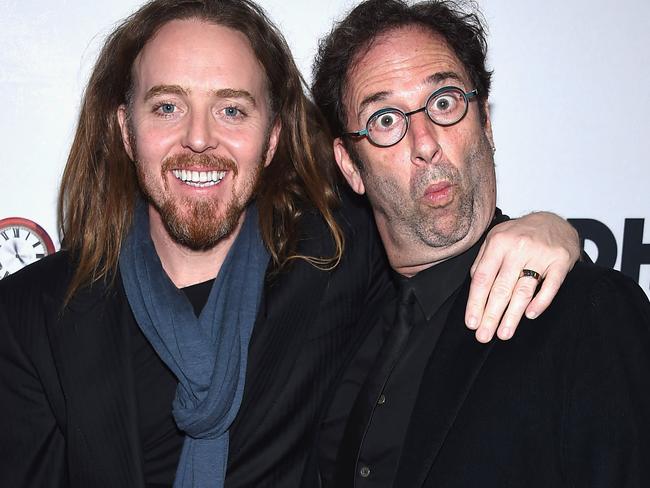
[569,218,649,291]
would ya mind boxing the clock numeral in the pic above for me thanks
[12,227,20,238]
[32,241,43,249]
[36,253,45,259]
[0,262,3,270]
[25,231,31,241]
[1,231,8,241]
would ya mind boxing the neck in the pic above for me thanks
[375,211,492,278]
[148,205,245,288]
[387,239,471,278]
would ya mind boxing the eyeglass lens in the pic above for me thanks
[366,87,469,147]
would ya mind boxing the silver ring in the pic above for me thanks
[520,268,541,280]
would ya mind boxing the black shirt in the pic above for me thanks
[319,232,488,487]
[131,278,214,487]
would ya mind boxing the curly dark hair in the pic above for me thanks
[312,0,493,139]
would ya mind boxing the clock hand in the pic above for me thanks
[9,240,21,257]
[15,253,26,265]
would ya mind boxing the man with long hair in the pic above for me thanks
[0,1,581,486]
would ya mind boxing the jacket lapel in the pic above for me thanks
[393,278,496,488]
[229,211,334,451]
[45,276,144,487]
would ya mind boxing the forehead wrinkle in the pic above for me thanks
[348,37,471,126]
[357,71,468,118]
[347,55,413,125]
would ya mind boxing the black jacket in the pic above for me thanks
[323,261,650,488]
[0,197,392,487]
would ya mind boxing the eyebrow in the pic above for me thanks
[424,71,464,86]
[211,88,257,107]
[358,91,391,119]
[143,85,257,106]
[356,71,466,118]
[144,84,188,101]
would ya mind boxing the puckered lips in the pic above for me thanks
[422,181,455,207]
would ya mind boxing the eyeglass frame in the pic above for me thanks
[342,86,479,148]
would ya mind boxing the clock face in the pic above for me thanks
[0,217,56,279]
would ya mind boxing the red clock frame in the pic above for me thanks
[0,217,56,255]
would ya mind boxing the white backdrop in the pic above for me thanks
[1,0,649,295]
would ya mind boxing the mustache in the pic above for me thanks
[161,153,238,175]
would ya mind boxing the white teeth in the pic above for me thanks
[171,168,227,187]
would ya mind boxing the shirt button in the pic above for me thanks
[377,394,386,405]
[359,465,371,478]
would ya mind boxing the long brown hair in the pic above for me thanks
[58,0,343,302]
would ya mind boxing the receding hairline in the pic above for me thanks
[342,24,471,127]
[126,16,272,111]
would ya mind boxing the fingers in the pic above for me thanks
[465,239,511,332]
[494,273,539,340]
[471,252,527,343]
[466,211,580,344]
[466,230,530,341]
[524,263,567,319]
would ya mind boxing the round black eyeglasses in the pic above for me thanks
[343,86,478,148]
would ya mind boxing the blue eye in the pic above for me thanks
[224,107,240,117]
[161,103,175,114]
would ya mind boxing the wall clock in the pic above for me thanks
[0,217,56,279]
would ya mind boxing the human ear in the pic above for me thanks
[482,102,495,151]
[333,137,365,195]
[263,117,282,167]
[117,104,135,161]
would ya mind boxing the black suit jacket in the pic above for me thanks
[0,197,392,487]
[384,262,650,487]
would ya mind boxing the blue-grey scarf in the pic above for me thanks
[119,200,269,488]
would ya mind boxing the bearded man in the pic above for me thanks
[0,1,581,487]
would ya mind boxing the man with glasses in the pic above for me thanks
[309,0,650,486]
[343,86,478,146]
[0,0,590,486]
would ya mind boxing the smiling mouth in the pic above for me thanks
[171,169,226,188]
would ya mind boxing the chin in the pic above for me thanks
[160,196,243,250]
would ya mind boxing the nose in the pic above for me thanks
[181,110,219,153]
[407,110,442,165]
